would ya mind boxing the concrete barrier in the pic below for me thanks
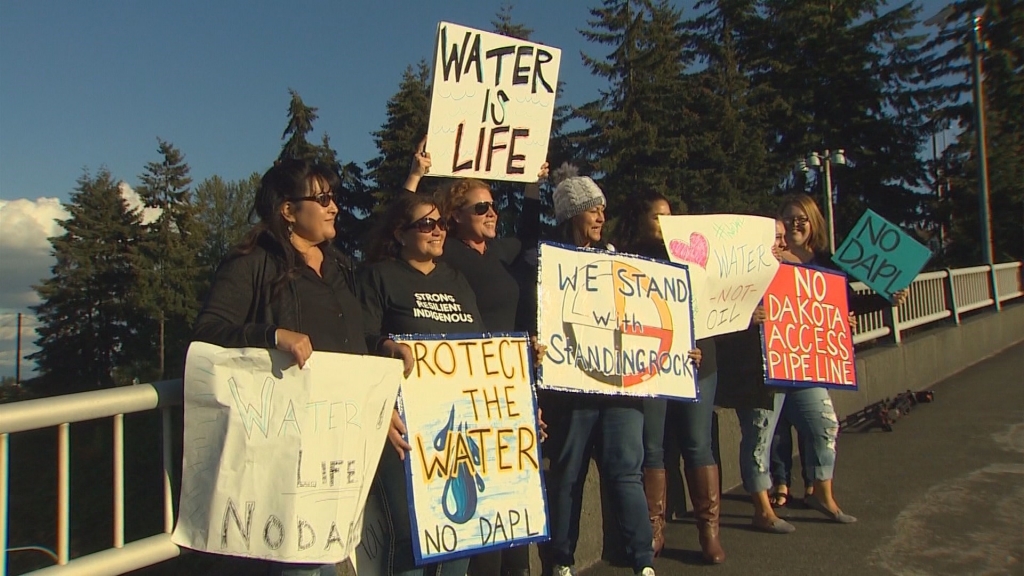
[529,301,1024,573]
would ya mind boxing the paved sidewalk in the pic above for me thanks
[583,341,1024,576]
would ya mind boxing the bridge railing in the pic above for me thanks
[2,261,1022,575]
[0,380,183,575]
[851,261,1023,345]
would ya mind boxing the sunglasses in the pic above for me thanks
[465,201,497,216]
[291,191,334,208]
[783,216,809,227]
[402,216,448,234]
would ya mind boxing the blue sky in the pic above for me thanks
[0,0,954,378]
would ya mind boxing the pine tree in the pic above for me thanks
[281,88,321,161]
[194,172,261,270]
[747,0,934,235]
[575,0,693,210]
[921,0,1023,264]
[679,0,781,214]
[29,169,145,391]
[367,61,432,204]
[136,140,204,379]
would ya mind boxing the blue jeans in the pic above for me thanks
[642,372,718,469]
[548,395,653,571]
[374,447,471,576]
[738,388,840,494]
[771,415,811,489]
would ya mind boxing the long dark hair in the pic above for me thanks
[229,158,344,293]
[613,190,676,253]
[364,191,441,264]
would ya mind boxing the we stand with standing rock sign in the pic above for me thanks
[394,334,549,565]
[425,21,561,182]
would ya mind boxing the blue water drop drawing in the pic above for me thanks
[437,407,486,524]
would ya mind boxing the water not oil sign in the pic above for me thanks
[833,210,931,300]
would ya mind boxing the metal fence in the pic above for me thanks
[1,261,1022,576]
[850,261,1023,345]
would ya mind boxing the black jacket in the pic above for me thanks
[193,239,372,354]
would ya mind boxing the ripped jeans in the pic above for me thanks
[737,387,839,494]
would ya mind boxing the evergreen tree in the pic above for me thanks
[921,0,1023,264]
[679,0,781,214]
[367,62,432,204]
[281,88,321,161]
[136,140,204,379]
[194,172,261,270]
[747,0,934,236]
[575,0,693,211]
[29,169,145,391]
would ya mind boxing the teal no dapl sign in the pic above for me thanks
[833,209,932,300]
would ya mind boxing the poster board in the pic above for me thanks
[536,242,698,400]
[426,21,561,182]
[394,334,549,565]
[833,209,931,300]
[658,214,780,340]
[761,263,857,390]
[172,342,402,563]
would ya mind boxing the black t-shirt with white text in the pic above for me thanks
[358,259,485,342]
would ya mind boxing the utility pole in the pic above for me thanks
[969,14,995,265]
[15,312,22,385]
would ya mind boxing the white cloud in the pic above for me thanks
[0,188,161,378]
[119,182,162,225]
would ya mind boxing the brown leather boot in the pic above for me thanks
[686,465,726,564]
[643,467,666,556]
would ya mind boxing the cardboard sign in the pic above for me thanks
[537,242,698,400]
[658,215,780,339]
[172,342,402,563]
[426,21,561,182]
[833,209,932,300]
[762,263,857,390]
[394,334,549,565]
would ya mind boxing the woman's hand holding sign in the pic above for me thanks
[275,329,313,368]
[381,339,414,377]
[388,408,412,460]
[688,348,702,369]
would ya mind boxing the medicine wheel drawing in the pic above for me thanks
[560,260,675,387]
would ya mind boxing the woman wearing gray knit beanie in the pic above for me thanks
[544,164,657,576]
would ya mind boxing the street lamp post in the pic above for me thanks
[800,149,847,254]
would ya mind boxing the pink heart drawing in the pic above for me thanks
[669,233,710,269]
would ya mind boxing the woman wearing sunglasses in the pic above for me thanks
[404,148,548,576]
[358,191,485,576]
[192,159,408,576]
[758,194,908,526]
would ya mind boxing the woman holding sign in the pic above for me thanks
[359,191,486,576]
[774,194,907,524]
[193,159,411,576]
[612,191,724,564]
[543,166,688,576]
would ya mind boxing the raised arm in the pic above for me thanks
[402,137,431,193]
[517,161,549,248]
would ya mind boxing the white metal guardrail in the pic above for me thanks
[1,380,182,575]
[1,262,1022,575]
